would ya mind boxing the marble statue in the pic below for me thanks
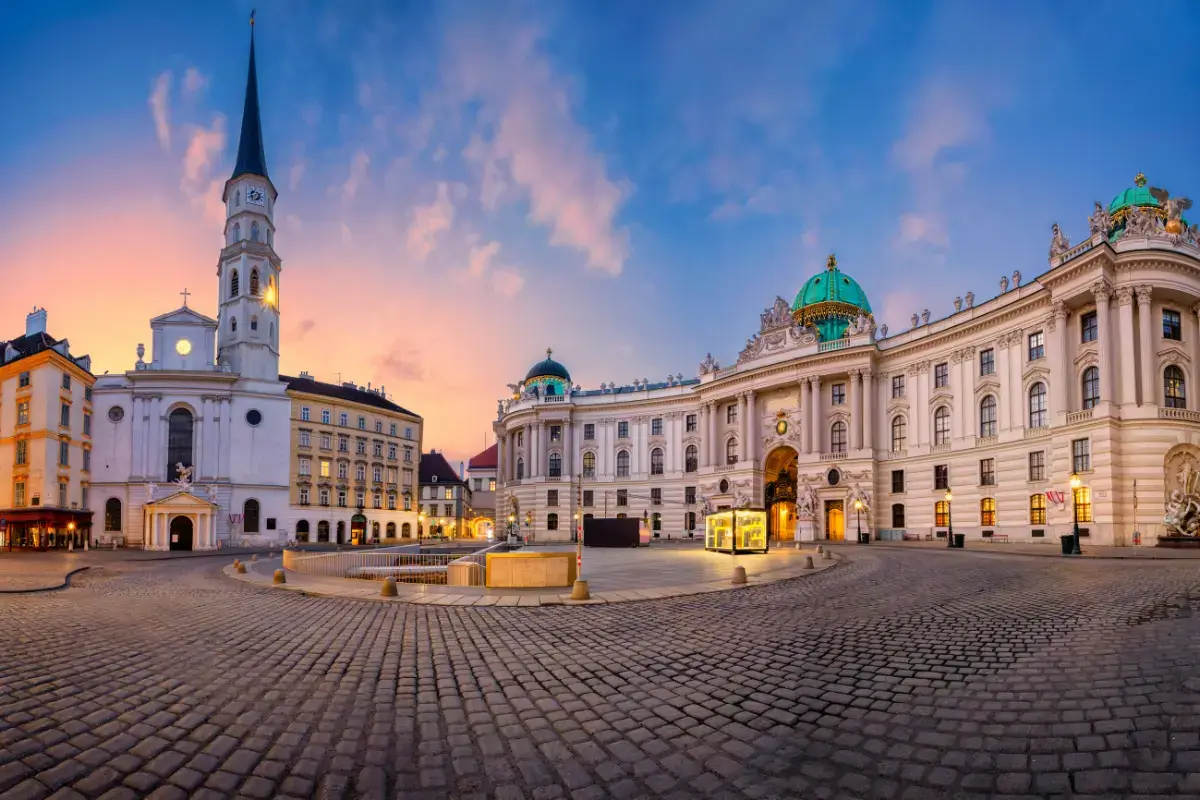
[497,400,504,420]
[911,313,919,328]
[965,291,975,309]
[954,296,963,312]
[921,309,931,325]
[1164,465,1200,536]
[174,462,194,487]
[145,482,158,498]
[1049,223,1070,258]
[207,484,219,502]
[878,324,888,338]
[1012,270,1022,288]
[700,353,717,375]
[734,492,751,508]
[848,483,871,513]
[1125,204,1155,237]
[1088,201,1113,238]
[1149,187,1193,235]
[797,484,819,518]
[848,310,869,335]
[1000,275,1009,293]
[760,296,793,331]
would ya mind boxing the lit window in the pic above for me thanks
[1030,494,1047,525]
[934,500,949,527]
[320,459,330,478]
[980,498,996,526]
[1165,366,1186,408]
[1073,487,1093,523]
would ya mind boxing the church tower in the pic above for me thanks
[217,16,281,381]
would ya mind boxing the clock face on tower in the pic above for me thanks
[246,187,265,206]
[175,338,192,356]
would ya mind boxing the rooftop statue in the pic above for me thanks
[1088,201,1113,238]
[1049,223,1070,258]
[1149,186,1193,235]
[1125,204,1156,237]
[760,296,792,331]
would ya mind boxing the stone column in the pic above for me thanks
[564,417,573,477]
[737,394,748,463]
[1115,287,1136,406]
[219,397,232,480]
[848,370,861,451]
[810,376,822,453]
[962,354,976,439]
[1137,285,1154,406]
[995,337,1012,432]
[1093,280,1114,404]
[1049,301,1068,422]
[1010,329,1024,431]
[745,391,757,463]
[862,370,874,453]
[1193,304,1200,390]
[195,397,207,480]
[799,380,810,455]
[707,402,718,467]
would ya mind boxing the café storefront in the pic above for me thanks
[0,507,94,550]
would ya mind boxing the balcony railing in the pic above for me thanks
[976,436,998,447]
[818,338,850,353]
[1159,407,1200,422]
[1024,426,1051,439]
[821,452,844,461]
[930,443,951,453]
[1066,409,1094,425]
[542,395,566,404]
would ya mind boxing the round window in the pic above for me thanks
[108,406,124,423]
[719,478,730,494]
[246,409,263,426]
[775,419,788,436]
[827,468,841,486]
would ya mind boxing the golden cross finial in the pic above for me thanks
[250,8,256,26]
[546,347,553,359]
[826,253,837,271]
[180,288,191,307]
[1134,172,1147,187]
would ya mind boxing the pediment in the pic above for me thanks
[145,487,219,509]
[150,306,218,327]
[974,376,1001,396]
[929,389,954,407]
[1073,342,1099,366]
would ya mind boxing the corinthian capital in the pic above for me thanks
[1091,278,1113,303]
[1135,284,1153,305]
[1051,299,1067,320]
[1116,285,1135,306]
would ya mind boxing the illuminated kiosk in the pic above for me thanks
[705,509,769,554]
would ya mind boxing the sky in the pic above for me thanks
[2,0,1199,465]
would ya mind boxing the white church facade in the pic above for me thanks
[495,176,1200,548]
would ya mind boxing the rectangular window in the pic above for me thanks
[405,427,413,439]
[404,447,413,463]
[1030,494,1047,525]
[892,504,906,528]
[618,421,629,439]
[299,431,310,447]
[59,482,68,507]
[372,442,382,457]
[981,498,997,526]
[547,425,560,442]
[301,406,310,421]
[357,416,366,430]
[387,493,396,510]
[1074,487,1093,523]
[60,402,70,428]
[357,490,366,508]
[300,487,310,505]
[1028,331,1044,361]
[517,431,524,447]
[1080,311,1097,343]
[375,421,383,433]
[584,423,595,440]
[727,405,738,424]
[320,459,331,478]
[388,468,397,483]
[373,465,382,482]
[1072,438,1091,473]
[583,490,594,507]
[685,486,696,505]
[322,409,331,424]
[320,488,330,505]
[356,464,366,482]
[891,469,904,494]
[651,488,662,505]
[489,479,496,492]
[403,495,412,511]
[299,459,311,476]
[356,440,366,455]
[686,414,697,432]
[1164,309,1183,341]
[934,464,949,491]
[18,371,30,388]
[388,444,397,459]
[548,490,560,507]
[616,489,628,506]
[934,500,948,527]
[14,481,25,507]
[444,488,453,500]
[651,418,663,436]
[59,440,70,466]
[83,449,91,471]
[831,383,845,405]
[390,423,397,436]
[980,458,995,486]
[320,433,331,449]
[934,363,949,388]
[473,478,482,491]
[1029,451,1045,481]
[83,412,91,436]
[338,437,348,452]
[980,348,995,376]
[340,412,348,426]
[15,439,27,466]
[686,512,697,531]
[891,374,905,398]
[62,373,71,391]
[81,486,88,510]
[338,462,347,480]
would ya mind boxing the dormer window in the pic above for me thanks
[230,269,239,298]
[250,269,259,296]
[250,222,260,242]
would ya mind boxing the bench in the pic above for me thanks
[902,532,933,542]
[983,534,1010,543]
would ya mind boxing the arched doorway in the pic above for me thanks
[336,520,345,544]
[317,520,330,542]
[764,446,799,541]
[296,520,310,542]
[826,502,845,541]
[169,516,194,551]
[351,513,367,545]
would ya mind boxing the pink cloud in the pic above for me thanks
[182,67,208,100]
[468,240,501,277]
[340,150,370,202]
[491,268,525,297]
[406,182,456,260]
[148,71,172,150]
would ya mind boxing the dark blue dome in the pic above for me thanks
[525,349,571,382]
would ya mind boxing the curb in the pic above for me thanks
[0,566,90,594]
[829,542,1199,561]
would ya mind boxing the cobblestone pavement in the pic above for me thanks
[3,550,1200,799]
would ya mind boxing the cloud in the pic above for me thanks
[463,134,509,211]
[285,214,303,230]
[357,83,373,107]
[374,350,426,382]
[182,67,208,100]
[148,71,172,150]
[448,24,631,275]
[341,222,353,245]
[289,160,307,191]
[340,150,370,202]
[491,268,525,297]
[467,240,501,277]
[301,103,323,128]
[896,212,949,248]
[406,182,456,260]
[878,289,924,332]
[709,185,783,220]
[178,115,226,226]
[294,319,316,341]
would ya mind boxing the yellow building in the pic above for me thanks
[0,309,96,548]
[283,372,422,544]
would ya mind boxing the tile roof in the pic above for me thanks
[468,443,498,469]
[280,375,419,417]
[1,331,89,370]
[419,452,465,485]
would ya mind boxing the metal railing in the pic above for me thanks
[283,544,490,584]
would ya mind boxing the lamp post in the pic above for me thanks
[853,499,863,544]
[945,489,954,548]
[1069,473,1082,555]
[508,513,515,543]
[418,512,425,549]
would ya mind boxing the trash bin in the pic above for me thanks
[1060,534,1075,555]
[858,531,870,544]
[953,533,965,548]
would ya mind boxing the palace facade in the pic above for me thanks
[495,176,1200,546]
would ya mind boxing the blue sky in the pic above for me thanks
[2,0,1199,460]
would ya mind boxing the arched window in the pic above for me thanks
[891,503,905,528]
[233,222,241,242]
[372,521,380,539]
[934,407,950,445]
[317,520,330,541]
[1165,365,1186,409]
[250,221,260,242]
[516,458,525,480]
[547,512,559,530]
[230,317,237,332]
[685,444,698,473]
[250,315,258,331]
[891,416,907,452]
[980,497,996,526]
[830,422,847,454]
[402,522,412,538]
[934,500,949,527]
[1082,367,1100,409]
[296,520,310,541]
[650,448,664,475]
[250,269,260,296]
[230,269,240,297]
[725,438,739,464]
[243,499,260,533]
[1029,383,1047,428]
[386,521,396,538]
[979,396,997,437]
[548,453,562,477]
[1030,494,1047,525]
[166,408,193,481]
[104,498,122,531]
[582,451,596,478]
[617,450,630,477]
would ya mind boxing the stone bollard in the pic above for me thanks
[235,562,247,574]
[817,545,824,555]
[802,556,815,570]
[731,566,747,585]
[251,553,258,562]
[570,580,591,601]
[822,549,832,560]
[84,539,89,551]
[380,577,398,597]
[68,540,74,551]
[273,569,286,584]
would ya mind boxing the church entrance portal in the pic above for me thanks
[169,515,194,551]
[764,446,799,542]
[825,500,844,541]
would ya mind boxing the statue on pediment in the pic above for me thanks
[1088,201,1113,238]
[1049,223,1070,258]
[760,296,793,331]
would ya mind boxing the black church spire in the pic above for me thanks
[230,13,268,181]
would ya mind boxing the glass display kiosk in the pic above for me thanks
[704,509,769,554]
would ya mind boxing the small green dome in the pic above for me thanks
[524,348,571,383]
[791,255,872,341]
[1108,173,1161,215]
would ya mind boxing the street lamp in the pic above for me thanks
[1069,473,1082,555]
[944,489,954,548]
[573,511,580,544]
[418,512,425,548]
[853,498,863,544]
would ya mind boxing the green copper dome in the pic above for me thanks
[1108,173,1161,215]
[792,255,873,341]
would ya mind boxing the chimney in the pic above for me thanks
[460,461,465,480]
[299,370,310,378]
[26,307,47,336]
